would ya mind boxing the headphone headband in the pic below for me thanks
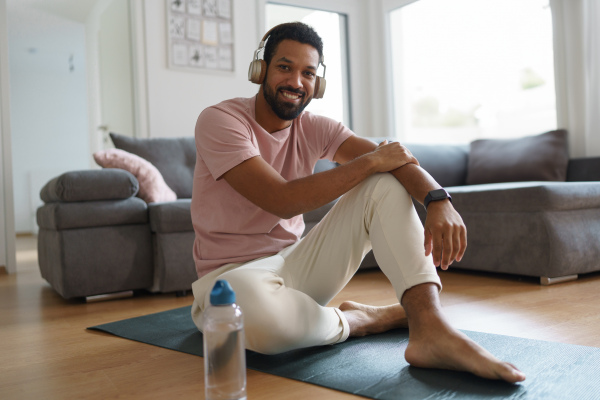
[253,26,324,66]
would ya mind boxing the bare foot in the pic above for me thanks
[339,301,408,337]
[405,320,526,383]
[402,283,526,383]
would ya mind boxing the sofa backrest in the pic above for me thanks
[314,139,468,188]
[567,157,600,182]
[109,132,470,199]
[367,137,469,187]
[110,133,196,199]
[405,143,469,187]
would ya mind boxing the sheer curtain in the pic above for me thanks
[550,0,600,157]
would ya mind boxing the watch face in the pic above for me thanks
[430,189,448,200]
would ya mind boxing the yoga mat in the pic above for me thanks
[88,306,600,400]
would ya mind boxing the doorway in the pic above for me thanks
[6,0,136,235]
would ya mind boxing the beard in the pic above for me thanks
[262,78,312,121]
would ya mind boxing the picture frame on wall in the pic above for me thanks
[166,0,234,73]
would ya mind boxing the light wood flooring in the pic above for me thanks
[1,235,600,399]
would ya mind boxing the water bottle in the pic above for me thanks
[203,280,247,400]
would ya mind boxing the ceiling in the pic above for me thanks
[7,0,101,23]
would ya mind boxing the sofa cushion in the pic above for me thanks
[150,231,197,292]
[466,130,569,185]
[40,169,139,203]
[94,149,177,203]
[110,133,196,199]
[447,181,600,213]
[148,199,193,233]
[36,197,148,230]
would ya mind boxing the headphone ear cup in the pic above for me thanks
[313,77,326,99]
[248,59,267,84]
[257,60,267,84]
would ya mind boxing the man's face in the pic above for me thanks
[262,39,320,121]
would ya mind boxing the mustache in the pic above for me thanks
[278,86,306,97]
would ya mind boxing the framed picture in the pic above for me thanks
[166,0,234,73]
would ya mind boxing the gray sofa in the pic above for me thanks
[36,132,600,299]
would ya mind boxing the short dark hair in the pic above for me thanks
[263,22,323,67]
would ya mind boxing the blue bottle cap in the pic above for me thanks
[210,280,236,305]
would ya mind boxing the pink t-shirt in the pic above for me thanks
[192,96,354,278]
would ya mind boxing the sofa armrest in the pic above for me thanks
[40,169,139,203]
[37,198,148,230]
[567,157,600,182]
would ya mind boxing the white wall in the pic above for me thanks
[1,0,16,273]
[141,0,259,138]
[8,6,90,233]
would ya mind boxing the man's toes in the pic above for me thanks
[486,362,526,383]
[500,363,526,382]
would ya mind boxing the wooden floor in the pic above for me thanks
[2,235,600,399]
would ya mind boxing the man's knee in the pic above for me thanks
[359,173,412,205]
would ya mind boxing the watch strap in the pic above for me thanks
[424,189,452,211]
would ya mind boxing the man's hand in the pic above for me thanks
[423,200,467,270]
[369,140,420,173]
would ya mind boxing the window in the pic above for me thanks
[389,0,556,144]
[265,3,351,127]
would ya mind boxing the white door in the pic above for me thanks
[97,0,135,147]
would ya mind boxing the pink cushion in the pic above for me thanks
[93,149,177,203]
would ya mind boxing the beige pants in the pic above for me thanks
[191,173,441,354]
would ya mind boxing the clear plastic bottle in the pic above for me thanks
[203,280,247,400]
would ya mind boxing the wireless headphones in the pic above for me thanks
[248,25,327,99]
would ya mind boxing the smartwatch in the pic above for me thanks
[424,188,452,211]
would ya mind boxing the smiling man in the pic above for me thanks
[261,55,310,120]
[190,22,525,383]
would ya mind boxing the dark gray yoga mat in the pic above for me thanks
[88,306,600,400]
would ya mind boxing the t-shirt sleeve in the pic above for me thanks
[304,114,355,162]
[195,106,260,180]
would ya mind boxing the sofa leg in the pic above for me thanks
[175,290,189,297]
[85,290,134,303]
[540,275,578,285]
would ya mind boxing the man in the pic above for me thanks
[191,22,525,383]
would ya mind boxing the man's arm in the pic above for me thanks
[221,140,416,220]
[334,136,467,270]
